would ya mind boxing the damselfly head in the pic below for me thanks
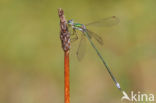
[67,19,74,26]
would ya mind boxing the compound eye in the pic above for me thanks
[68,20,71,23]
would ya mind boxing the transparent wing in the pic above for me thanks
[86,29,104,45]
[70,29,78,43]
[76,35,86,61]
[85,16,120,27]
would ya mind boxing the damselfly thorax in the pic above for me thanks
[68,20,86,31]
[72,23,86,33]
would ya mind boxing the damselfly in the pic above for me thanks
[68,16,122,91]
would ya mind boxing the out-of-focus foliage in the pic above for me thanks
[0,0,156,103]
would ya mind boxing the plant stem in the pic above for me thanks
[58,8,70,103]
[64,51,70,103]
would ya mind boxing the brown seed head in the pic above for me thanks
[58,8,70,52]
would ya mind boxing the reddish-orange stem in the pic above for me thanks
[64,51,70,103]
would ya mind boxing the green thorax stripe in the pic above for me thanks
[74,23,83,27]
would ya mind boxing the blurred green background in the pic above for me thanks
[0,0,156,103]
